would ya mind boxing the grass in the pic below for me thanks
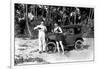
[14,56,49,65]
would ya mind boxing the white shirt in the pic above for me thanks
[34,25,47,36]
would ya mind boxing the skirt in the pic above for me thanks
[55,33,64,41]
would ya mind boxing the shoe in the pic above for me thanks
[43,51,46,53]
[39,51,42,54]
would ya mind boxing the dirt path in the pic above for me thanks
[14,38,94,65]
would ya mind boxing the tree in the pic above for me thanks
[25,4,32,37]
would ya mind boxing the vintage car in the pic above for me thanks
[46,24,84,53]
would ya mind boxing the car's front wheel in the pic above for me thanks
[46,42,57,53]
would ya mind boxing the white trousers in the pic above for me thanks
[38,32,46,52]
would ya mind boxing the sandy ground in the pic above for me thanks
[14,38,94,65]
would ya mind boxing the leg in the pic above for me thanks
[56,41,60,53]
[42,37,46,52]
[38,36,42,52]
[59,41,64,54]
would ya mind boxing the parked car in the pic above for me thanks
[46,24,84,53]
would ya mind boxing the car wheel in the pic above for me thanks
[46,42,57,53]
[75,40,84,50]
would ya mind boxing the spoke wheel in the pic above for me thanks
[75,40,83,50]
[46,42,57,53]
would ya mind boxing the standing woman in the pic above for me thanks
[53,23,64,54]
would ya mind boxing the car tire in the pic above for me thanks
[75,40,84,50]
[46,42,57,53]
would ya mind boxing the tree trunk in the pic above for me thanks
[26,4,32,37]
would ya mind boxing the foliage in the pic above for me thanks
[14,3,94,38]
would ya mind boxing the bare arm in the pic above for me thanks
[34,25,39,30]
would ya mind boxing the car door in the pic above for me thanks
[65,28,74,46]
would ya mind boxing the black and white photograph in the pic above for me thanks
[14,3,94,66]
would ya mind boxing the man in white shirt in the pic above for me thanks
[34,21,47,53]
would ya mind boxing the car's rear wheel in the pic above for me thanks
[75,40,84,50]
[46,42,57,53]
